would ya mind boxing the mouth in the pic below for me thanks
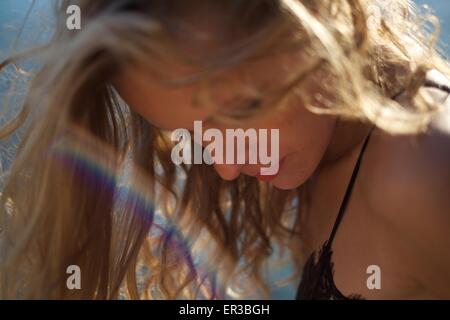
[255,158,285,183]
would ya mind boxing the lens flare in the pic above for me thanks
[48,123,226,299]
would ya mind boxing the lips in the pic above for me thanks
[256,173,278,182]
[255,158,284,183]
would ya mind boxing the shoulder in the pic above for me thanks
[360,89,450,297]
[363,118,450,219]
[362,69,450,221]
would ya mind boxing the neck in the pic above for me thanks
[317,119,373,173]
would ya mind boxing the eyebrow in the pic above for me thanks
[160,69,213,87]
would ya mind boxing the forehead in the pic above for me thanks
[115,48,305,131]
[116,63,208,131]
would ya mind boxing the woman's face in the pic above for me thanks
[116,49,336,190]
[115,2,340,192]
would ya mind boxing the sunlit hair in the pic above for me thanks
[0,0,449,299]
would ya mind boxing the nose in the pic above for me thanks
[213,163,243,181]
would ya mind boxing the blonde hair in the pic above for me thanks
[0,0,449,299]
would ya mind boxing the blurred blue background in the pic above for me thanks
[1,0,448,58]
[0,0,449,299]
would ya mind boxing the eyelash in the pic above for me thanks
[223,97,263,119]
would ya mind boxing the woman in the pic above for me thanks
[0,0,449,299]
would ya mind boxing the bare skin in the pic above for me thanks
[302,115,450,299]
[302,84,450,299]
[114,14,450,297]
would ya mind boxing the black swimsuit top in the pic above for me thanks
[296,81,450,300]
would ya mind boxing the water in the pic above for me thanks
[0,0,449,299]
[416,0,450,56]
[0,0,54,57]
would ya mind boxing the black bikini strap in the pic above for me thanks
[424,79,450,94]
[321,79,449,254]
[326,125,375,249]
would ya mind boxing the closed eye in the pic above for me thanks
[222,97,263,119]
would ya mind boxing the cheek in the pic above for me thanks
[274,99,336,156]
[272,102,336,188]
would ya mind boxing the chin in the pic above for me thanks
[270,175,306,190]
[271,157,318,190]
